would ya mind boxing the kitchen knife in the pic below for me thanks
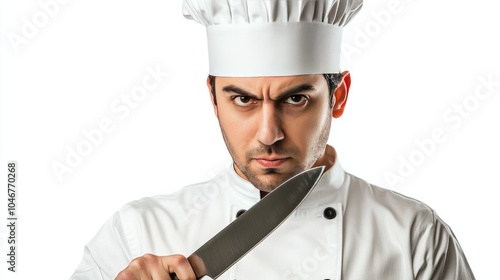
[170,166,325,280]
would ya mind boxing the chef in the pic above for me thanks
[71,0,475,279]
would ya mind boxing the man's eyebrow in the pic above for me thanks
[222,85,259,99]
[277,84,316,100]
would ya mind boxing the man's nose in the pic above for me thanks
[256,104,284,146]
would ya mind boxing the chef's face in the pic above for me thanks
[208,73,350,192]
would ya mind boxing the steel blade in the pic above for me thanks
[187,166,325,279]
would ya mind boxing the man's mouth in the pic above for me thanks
[253,157,290,168]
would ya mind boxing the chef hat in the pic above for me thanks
[182,0,363,76]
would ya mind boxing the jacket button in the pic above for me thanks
[323,207,336,220]
[236,209,246,218]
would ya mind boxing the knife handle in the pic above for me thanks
[169,273,179,280]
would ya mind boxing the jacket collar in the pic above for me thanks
[228,145,346,208]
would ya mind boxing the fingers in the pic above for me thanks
[162,255,197,280]
[115,254,196,280]
[161,255,197,280]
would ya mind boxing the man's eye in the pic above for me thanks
[232,96,255,107]
[284,95,308,105]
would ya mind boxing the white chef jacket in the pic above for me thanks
[70,155,475,280]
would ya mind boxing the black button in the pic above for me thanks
[236,209,246,218]
[323,207,336,219]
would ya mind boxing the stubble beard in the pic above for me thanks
[219,119,331,192]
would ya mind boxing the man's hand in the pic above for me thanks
[115,254,196,280]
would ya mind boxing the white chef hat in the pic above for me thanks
[182,0,363,77]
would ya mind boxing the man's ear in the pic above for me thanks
[206,75,218,117]
[332,70,351,118]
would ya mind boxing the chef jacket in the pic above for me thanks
[70,153,475,280]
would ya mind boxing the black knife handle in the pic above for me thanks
[170,272,203,280]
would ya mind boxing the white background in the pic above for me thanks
[1,0,499,279]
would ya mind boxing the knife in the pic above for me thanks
[170,166,325,280]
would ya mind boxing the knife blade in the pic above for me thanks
[170,166,325,280]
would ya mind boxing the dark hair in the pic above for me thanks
[323,73,342,108]
[208,73,342,107]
